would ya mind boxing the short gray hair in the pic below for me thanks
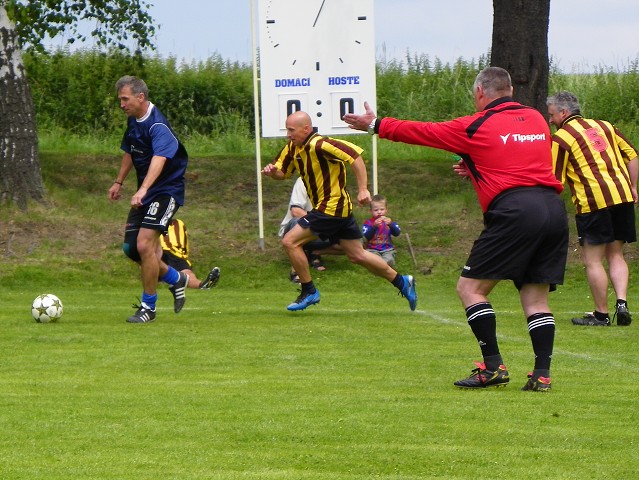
[547,91,581,116]
[473,67,512,97]
[115,75,149,98]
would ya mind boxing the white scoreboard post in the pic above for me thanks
[257,0,376,138]
[252,0,377,248]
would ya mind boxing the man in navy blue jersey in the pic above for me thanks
[108,75,189,323]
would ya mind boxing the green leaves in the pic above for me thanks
[4,0,155,53]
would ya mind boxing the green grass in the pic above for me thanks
[2,274,638,479]
[1,138,638,478]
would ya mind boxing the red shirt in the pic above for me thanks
[379,97,563,212]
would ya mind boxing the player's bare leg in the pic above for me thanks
[137,227,162,295]
[340,238,417,310]
[581,242,610,314]
[281,224,321,311]
[339,238,396,280]
[127,227,161,323]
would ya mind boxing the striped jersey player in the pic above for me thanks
[262,111,417,312]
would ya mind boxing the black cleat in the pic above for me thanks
[127,303,156,323]
[521,372,552,392]
[571,313,610,326]
[199,267,221,289]
[169,272,189,313]
[614,303,632,326]
[454,361,509,389]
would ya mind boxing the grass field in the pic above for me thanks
[1,141,638,478]
[2,268,638,479]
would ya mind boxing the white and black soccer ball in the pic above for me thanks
[31,294,64,323]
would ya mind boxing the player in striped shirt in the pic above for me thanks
[160,218,220,290]
[262,111,417,312]
[548,91,638,327]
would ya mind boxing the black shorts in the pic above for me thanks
[125,195,180,234]
[298,210,362,243]
[575,202,636,245]
[283,217,337,251]
[124,196,180,260]
[461,187,569,290]
[162,252,191,271]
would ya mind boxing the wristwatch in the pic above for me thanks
[367,118,378,135]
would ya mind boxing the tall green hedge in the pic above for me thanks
[23,49,639,140]
[24,49,254,137]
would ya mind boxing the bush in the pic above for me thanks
[23,49,639,144]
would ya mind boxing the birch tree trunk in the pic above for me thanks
[0,6,44,209]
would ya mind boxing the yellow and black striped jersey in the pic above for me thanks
[160,218,191,267]
[552,115,638,214]
[272,133,364,218]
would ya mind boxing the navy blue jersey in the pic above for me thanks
[120,103,188,205]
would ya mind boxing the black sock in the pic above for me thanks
[531,369,550,380]
[391,274,404,290]
[301,281,316,294]
[483,354,504,372]
[527,312,555,371]
[465,302,499,359]
[594,310,610,322]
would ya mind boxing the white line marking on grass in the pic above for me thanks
[412,310,639,372]
[110,303,639,372]
[417,311,465,325]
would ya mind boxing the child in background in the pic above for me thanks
[362,195,401,267]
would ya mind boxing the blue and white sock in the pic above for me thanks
[141,292,157,311]
[160,266,180,286]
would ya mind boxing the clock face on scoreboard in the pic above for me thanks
[258,0,376,137]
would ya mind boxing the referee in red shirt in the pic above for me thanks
[344,67,568,392]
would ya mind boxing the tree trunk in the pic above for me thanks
[0,6,45,209]
[491,0,550,115]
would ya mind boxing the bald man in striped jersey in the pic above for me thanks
[262,111,416,312]
[548,91,638,327]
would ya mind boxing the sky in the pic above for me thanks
[131,0,639,73]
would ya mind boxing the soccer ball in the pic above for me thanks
[31,294,64,323]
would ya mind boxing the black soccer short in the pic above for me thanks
[575,202,636,246]
[461,186,569,290]
[123,195,180,262]
[125,195,180,234]
[298,209,362,244]
[161,252,190,271]
[283,217,337,252]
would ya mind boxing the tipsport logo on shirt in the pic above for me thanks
[499,133,547,145]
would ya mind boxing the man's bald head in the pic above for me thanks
[285,111,314,146]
